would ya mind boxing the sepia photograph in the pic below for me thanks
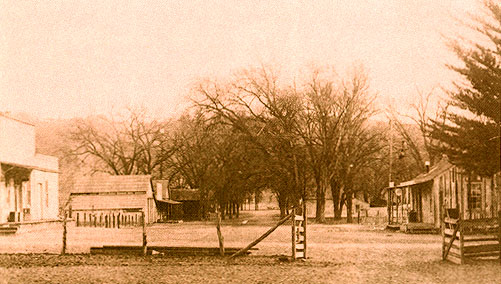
[0,0,500,283]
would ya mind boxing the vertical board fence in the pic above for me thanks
[75,211,143,228]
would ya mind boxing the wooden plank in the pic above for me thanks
[444,228,459,236]
[292,211,296,259]
[463,235,498,242]
[462,218,498,229]
[443,222,460,259]
[446,253,462,265]
[216,212,224,257]
[230,213,293,259]
[464,251,500,258]
[459,222,464,264]
[463,243,500,254]
[498,211,501,264]
[444,217,458,225]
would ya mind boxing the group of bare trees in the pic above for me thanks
[65,66,385,222]
[193,66,384,222]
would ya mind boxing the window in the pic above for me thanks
[468,182,481,210]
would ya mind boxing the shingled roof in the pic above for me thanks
[71,175,152,194]
[399,158,453,187]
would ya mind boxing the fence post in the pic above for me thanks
[61,209,67,255]
[459,218,464,264]
[498,210,501,264]
[76,213,80,227]
[216,211,224,256]
[142,211,147,256]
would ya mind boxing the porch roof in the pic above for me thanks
[401,159,453,187]
[384,158,453,191]
[0,153,59,173]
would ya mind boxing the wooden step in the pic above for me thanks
[295,251,304,258]
[0,226,18,235]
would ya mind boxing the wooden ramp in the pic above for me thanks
[91,245,256,256]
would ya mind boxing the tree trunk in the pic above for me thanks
[331,178,342,219]
[220,204,225,220]
[278,193,287,219]
[346,191,353,223]
[254,193,260,210]
[339,192,346,220]
[316,188,326,223]
[236,202,240,218]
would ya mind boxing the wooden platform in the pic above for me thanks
[401,223,438,234]
[0,225,19,235]
[90,245,256,256]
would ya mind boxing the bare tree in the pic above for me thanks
[69,109,173,176]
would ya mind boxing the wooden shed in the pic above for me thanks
[70,175,158,224]
[152,180,201,221]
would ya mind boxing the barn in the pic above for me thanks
[70,175,158,224]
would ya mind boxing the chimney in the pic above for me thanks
[425,161,430,173]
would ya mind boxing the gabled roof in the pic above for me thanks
[71,175,151,194]
[399,158,453,187]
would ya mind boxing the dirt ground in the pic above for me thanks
[0,210,499,283]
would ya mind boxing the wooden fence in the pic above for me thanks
[74,211,143,228]
[442,210,500,264]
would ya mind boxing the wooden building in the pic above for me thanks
[70,175,159,224]
[152,180,201,221]
[386,158,500,231]
[0,113,59,223]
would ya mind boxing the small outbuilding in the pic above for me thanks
[152,180,201,221]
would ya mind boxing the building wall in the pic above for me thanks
[70,188,156,224]
[71,193,147,211]
[0,116,35,164]
[29,170,59,220]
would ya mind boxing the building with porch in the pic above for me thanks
[385,157,500,231]
[152,180,200,221]
[0,113,59,223]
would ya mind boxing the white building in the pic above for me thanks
[0,113,59,223]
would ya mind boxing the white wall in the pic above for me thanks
[0,116,35,164]
[30,170,59,220]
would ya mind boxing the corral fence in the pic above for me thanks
[73,210,143,228]
[442,209,500,264]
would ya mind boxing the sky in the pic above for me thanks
[0,0,482,120]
